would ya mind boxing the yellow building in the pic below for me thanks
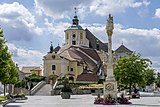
[21,66,43,77]
[43,11,132,83]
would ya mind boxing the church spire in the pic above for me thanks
[72,7,79,25]
[50,41,53,53]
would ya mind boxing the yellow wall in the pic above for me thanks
[44,53,84,82]
[31,70,43,76]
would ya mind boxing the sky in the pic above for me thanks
[0,0,160,72]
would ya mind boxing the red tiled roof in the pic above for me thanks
[58,46,102,72]
[76,69,98,82]
[30,67,42,71]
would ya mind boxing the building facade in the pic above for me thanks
[43,12,132,83]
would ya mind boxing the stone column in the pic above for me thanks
[103,14,117,99]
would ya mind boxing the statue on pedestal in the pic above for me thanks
[106,14,114,36]
[103,14,117,99]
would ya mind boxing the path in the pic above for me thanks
[5,95,160,107]
[34,84,52,96]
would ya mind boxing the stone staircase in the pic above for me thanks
[34,84,52,96]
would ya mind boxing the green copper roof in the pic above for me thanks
[67,24,83,30]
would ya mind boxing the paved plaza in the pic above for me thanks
[4,95,160,107]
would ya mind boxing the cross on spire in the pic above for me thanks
[121,41,123,45]
[74,7,77,16]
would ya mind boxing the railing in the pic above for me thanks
[30,81,46,95]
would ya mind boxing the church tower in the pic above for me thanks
[64,8,89,47]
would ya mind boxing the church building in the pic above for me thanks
[43,10,132,83]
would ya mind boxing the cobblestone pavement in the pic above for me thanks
[5,95,160,107]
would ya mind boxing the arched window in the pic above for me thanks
[52,65,56,71]
[72,34,76,39]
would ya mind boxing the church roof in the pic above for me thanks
[85,28,108,52]
[76,69,98,83]
[66,25,83,30]
[66,9,83,31]
[115,44,132,53]
[58,46,102,72]
[53,45,61,53]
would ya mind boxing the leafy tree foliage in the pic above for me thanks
[144,68,155,86]
[114,52,152,94]
[0,28,19,95]
[156,73,160,87]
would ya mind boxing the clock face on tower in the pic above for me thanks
[105,83,114,91]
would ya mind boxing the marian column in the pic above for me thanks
[103,14,117,99]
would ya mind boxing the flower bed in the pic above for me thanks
[94,94,132,105]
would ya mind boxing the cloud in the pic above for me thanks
[34,0,150,20]
[90,0,150,16]
[7,43,45,69]
[79,23,160,70]
[44,18,70,42]
[0,2,43,41]
[34,0,91,20]
[155,8,160,18]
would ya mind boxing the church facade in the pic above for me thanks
[43,12,132,83]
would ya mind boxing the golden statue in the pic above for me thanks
[106,14,114,36]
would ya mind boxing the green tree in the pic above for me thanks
[114,52,152,94]
[0,28,19,95]
[156,73,160,87]
[0,28,11,82]
[144,68,155,86]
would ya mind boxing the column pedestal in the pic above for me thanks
[103,80,117,99]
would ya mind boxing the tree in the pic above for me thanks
[144,68,155,86]
[114,52,152,94]
[156,72,160,87]
[0,28,19,95]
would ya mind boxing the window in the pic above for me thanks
[89,41,92,48]
[68,66,69,71]
[66,33,69,39]
[52,65,56,70]
[96,43,99,50]
[72,41,76,45]
[80,32,83,39]
[70,68,73,72]
[72,34,76,39]
[52,55,56,59]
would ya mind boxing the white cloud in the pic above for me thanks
[90,0,150,16]
[7,43,44,69]
[155,8,160,18]
[0,2,35,28]
[34,0,150,20]
[79,23,160,70]
[44,18,70,37]
[0,2,44,41]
